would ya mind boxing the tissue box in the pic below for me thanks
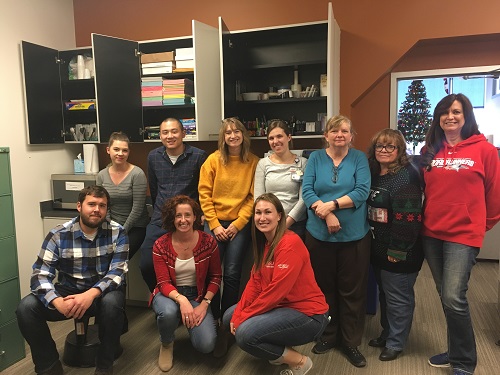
[74,159,85,174]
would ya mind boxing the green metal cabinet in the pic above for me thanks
[0,148,25,370]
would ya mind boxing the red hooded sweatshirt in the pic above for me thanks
[422,134,500,248]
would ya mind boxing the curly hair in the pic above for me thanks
[161,195,203,232]
[367,128,409,176]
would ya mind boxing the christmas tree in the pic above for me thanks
[397,80,432,154]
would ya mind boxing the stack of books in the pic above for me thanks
[141,77,163,106]
[181,118,196,138]
[162,78,195,106]
[174,47,194,72]
[141,51,176,75]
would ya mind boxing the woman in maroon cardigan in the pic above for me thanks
[150,195,222,372]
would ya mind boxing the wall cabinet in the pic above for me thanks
[0,148,25,371]
[22,4,339,144]
[21,20,222,144]
[219,3,340,136]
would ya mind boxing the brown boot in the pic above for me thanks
[158,342,174,372]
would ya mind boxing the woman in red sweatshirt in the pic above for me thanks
[420,93,500,375]
[223,193,329,375]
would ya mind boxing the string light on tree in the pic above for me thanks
[397,80,432,154]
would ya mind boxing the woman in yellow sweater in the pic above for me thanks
[199,117,259,356]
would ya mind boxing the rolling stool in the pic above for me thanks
[62,316,124,367]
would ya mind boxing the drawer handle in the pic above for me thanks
[0,350,6,356]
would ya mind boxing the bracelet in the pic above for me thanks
[174,293,181,303]
[333,199,340,210]
[203,297,211,305]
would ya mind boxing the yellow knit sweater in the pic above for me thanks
[199,150,259,231]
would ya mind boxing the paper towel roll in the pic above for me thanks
[83,144,99,174]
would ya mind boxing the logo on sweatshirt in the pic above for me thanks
[431,157,474,170]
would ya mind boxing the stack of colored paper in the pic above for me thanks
[162,78,194,105]
[141,77,163,106]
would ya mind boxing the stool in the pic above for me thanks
[63,317,100,367]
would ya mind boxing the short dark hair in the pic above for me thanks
[160,118,184,132]
[78,185,110,206]
[161,195,203,232]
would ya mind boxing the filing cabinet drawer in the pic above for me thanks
[0,237,18,283]
[0,278,21,326]
[0,151,12,196]
[0,196,15,239]
[0,319,26,371]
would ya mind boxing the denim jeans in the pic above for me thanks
[423,236,479,374]
[204,220,251,320]
[139,223,168,291]
[16,287,125,373]
[152,286,217,353]
[374,267,418,351]
[223,304,329,360]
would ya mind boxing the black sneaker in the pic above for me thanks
[312,340,336,354]
[342,346,366,367]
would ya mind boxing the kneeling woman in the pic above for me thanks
[223,193,329,375]
[150,195,222,372]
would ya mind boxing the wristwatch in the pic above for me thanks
[203,297,211,305]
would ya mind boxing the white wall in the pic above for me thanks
[0,0,81,298]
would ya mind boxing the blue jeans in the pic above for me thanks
[152,286,217,353]
[204,220,251,320]
[16,287,125,373]
[423,236,479,374]
[139,223,167,291]
[223,304,329,360]
[374,267,418,351]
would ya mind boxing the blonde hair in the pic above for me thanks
[324,115,355,147]
[218,118,251,165]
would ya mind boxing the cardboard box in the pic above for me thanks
[140,51,175,64]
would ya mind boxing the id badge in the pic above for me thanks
[290,167,303,182]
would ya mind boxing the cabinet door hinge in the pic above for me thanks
[55,57,64,64]
[135,49,141,57]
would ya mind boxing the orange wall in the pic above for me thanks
[73,0,500,153]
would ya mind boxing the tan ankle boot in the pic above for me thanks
[158,342,174,372]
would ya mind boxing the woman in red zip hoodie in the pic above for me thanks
[420,93,500,375]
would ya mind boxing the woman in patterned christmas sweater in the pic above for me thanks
[366,129,424,362]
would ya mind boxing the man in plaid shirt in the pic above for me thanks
[139,118,207,291]
[16,185,128,375]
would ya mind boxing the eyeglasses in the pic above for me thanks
[375,144,397,152]
[332,165,339,183]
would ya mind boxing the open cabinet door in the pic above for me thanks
[192,20,222,141]
[21,41,64,144]
[92,34,142,142]
[219,17,236,119]
[327,2,341,118]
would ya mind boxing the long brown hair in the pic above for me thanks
[421,93,479,170]
[218,118,251,165]
[252,193,287,270]
[367,128,409,176]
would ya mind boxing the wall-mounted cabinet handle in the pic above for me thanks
[0,350,6,356]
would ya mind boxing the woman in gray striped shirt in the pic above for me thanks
[97,132,150,259]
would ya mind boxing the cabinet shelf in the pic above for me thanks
[142,72,194,79]
[143,104,195,110]
[239,96,326,104]
[246,60,326,70]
